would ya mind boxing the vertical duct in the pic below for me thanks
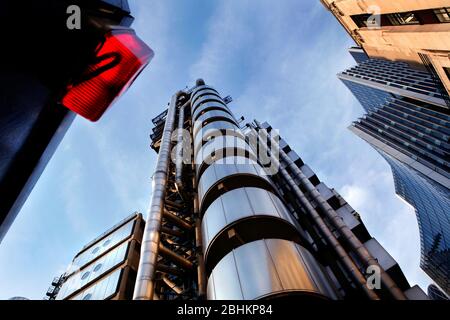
[133,91,184,300]
[254,120,406,300]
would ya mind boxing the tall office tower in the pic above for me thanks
[45,213,144,300]
[135,79,427,300]
[338,55,450,294]
[428,284,449,300]
[321,0,450,105]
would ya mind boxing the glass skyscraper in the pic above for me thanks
[339,54,450,294]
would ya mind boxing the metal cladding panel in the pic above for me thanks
[195,136,257,179]
[202,187,299,252]
[193,110,238,136]
[364,238,397,271]
[194,121,243,152]
[315,182,334,201]
[404,285,430,300]
[193,95,226,113]
[57,241,129,300]
[69,219,135,272]
[336,205,360,230]
[69,268,122,300]
[197,156,272,212]
[192,89,222,106]
[201,187,302,273]
[194,134,251,160]
[191,85,219,103]
[193,101,232,122]
[207,239,337,300]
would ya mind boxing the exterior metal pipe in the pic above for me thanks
[163,209,193,231]
[175,101,190,199]
[159,244,194,270]
[157,263,184,277]
[255,121,407,300]
[248,126,379,300]
[195,219,206,297]
[133,91,184,300]
[161,226,185,238]
[162,276,183,295]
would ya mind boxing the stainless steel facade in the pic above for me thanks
[207,239,337,300]
[142,80,426,300]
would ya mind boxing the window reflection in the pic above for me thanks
[69,220,134,272]
[69,269,122,300]
[57,242,128,299]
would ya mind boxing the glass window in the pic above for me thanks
[58,242,129,300]
[350,14,371,28]
[387,12,420,25]
[444,67,450,81]
[93,264,103,273]
[82,293,92,300]
[434,8,450,22]
[69,269,122,301]
[71,220,134,271]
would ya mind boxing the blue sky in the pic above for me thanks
[0,0,432,299]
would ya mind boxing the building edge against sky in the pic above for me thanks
[320,0,450,104]
[341,54,450,295]
[322,0,450,292]
[322,0,450,296]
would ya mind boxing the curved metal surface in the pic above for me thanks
[194,121,242,152]
[207,239,337,300]
[133,91,185,300]
[197,156,273,213]
[193,101,231,121]
[193,110,237,137]
[202,187,303,274]
[194,135,256,179]
[192,89,221,106]
[193,95,225,113]
[194,134,250,160]
[191,85,218,102]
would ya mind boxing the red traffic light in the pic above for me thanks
[62,30,154,121]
